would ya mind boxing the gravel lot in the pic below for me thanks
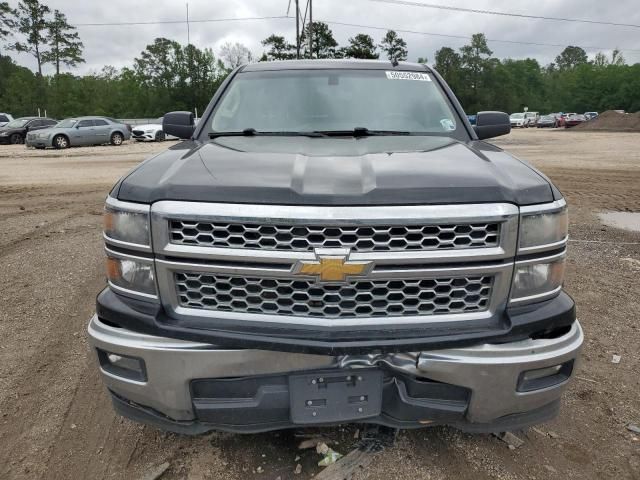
[0,130,638,480]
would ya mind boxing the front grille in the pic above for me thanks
[175,272,493,318]
[169,221,500,252]
[132,130,144,136]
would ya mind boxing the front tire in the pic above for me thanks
[9,133,23,144]
[154,130,166,142]
[53,135,69,149]
[110,132,124,146]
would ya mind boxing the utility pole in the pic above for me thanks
[186,3,190,45]
[308,0,313,59]
[295,0,300,59]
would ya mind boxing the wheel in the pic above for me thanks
[154,130,166,142]
[53,135,69,149]
[9,133,23,144]
[110,132,123,146]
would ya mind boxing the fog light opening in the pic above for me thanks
[97,348,147,382]
[517,360,574,392]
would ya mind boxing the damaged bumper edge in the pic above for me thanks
[88,315,583,433]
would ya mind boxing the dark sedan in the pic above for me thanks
[536,115,558,128]
[0,117,58,144]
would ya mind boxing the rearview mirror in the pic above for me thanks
[163,111,195,139]
[473,111,510,140]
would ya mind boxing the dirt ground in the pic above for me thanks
[0,130,638,480]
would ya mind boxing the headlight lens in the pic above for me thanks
[104,207,150,246]
[519,204,568,250]
[511,256,565,303]
[0,131,8,136]
[106,255,156,296]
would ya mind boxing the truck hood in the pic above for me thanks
[115,136,555,206]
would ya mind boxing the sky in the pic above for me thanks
[3,0,640,75]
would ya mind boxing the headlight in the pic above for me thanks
[104,197,150,247]
[511,199,568,304]
[519,202,568,251]
[511,255,566,304]
[106,251,156,296]
[0,131,8,136]
[38,133,49,139]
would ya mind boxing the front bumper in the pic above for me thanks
[88,315,583,434]
[132,133,155,141]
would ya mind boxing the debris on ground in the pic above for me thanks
[314,426,398,479]
[139,462,170,480]
[298,437,333,450]
[627,424,640,434]
[294,463,302,475]
[547,431,559,439]
[316,442,343,466]
[612,354,622,364]
[494,431,525,449]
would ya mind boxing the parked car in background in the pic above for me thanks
[524,112,539,127]
[509,112,527,128]
[0,117,58,144]
[466,114,477,126]
[132,118,167,142]
[536,115,558,128]
[0,113,13,127]
[584,112,599,120]
[25,116,131,149]
[564,114,587,128]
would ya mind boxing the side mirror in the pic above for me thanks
[473,111,511,140]
[163,111,195,139]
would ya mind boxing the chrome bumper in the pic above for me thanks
[88,315,583,426]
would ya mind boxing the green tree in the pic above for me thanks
[1,1,15,44]
[10,0,50,75]
[261,34,295,60]
[342,33,378,59]
[379,30,407,62]
[42,9,84,74]
[459,33,494,109]
[434,46,462,93]
[301,21,338,59]
[417,56,428,64]
[555,46,588,71]
[134,37,182,89]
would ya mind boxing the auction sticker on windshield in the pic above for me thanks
[385,71,431,81]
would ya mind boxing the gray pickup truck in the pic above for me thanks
[90,60,582,434]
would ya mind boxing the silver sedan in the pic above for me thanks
[25,116,131,149]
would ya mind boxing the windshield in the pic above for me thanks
[510,113,524,119]
[56,119,77,128]
[5,119,30,128]
[209,69,463,137]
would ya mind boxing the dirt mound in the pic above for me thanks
[575,110,640,131]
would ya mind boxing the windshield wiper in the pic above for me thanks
[314,127,412,137]
[209,128,327,138]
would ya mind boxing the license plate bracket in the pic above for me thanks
[289,369,383,424]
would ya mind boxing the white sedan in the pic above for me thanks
[131,121,166,142]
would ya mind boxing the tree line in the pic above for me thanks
[1,0,639,119]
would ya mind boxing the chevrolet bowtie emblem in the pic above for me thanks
[293,250,373,283]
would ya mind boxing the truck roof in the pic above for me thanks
[242,59,432,72]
